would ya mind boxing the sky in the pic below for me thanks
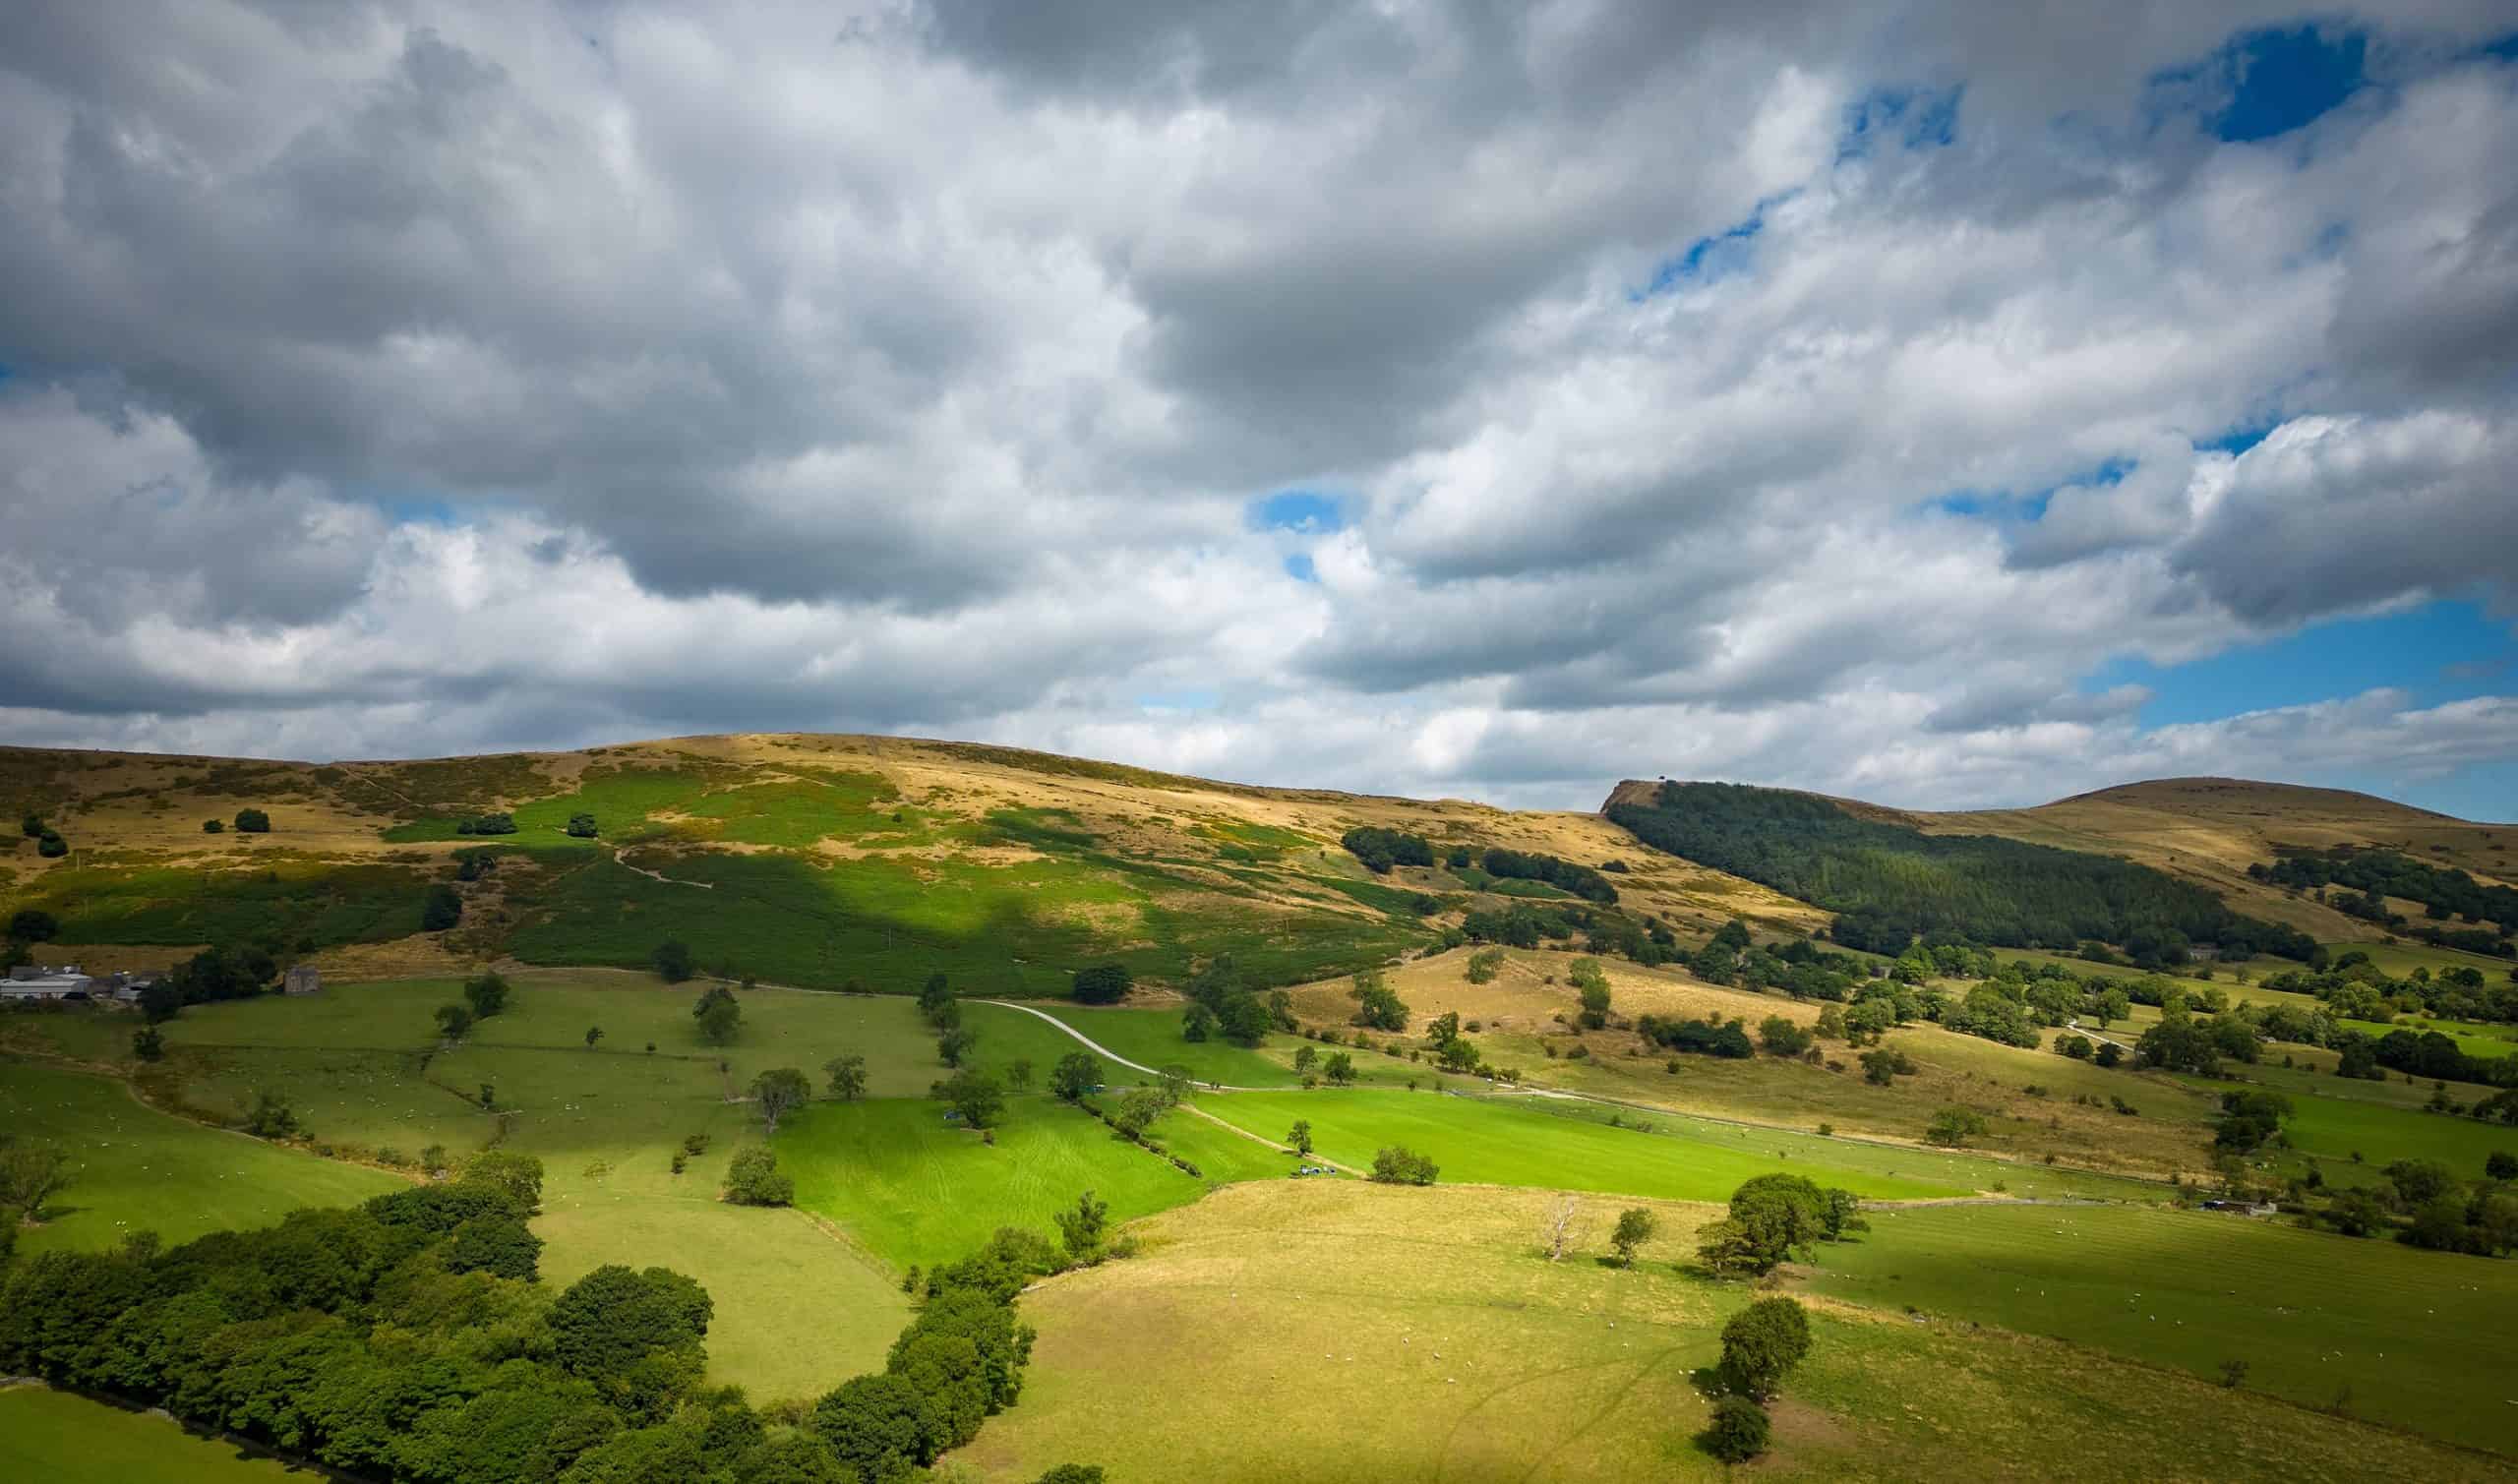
[1,2,2514,820]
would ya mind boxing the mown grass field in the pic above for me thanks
[0,1389,300,1483]
[952,1181,2505,1482]
[1198,1089,2160,1204]
[778,1095,1210,1269]
[1799,1203,2518,1454]
[0,1059,404,1254]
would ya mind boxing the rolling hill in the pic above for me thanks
[1607,774,2514,946]
[0,734,1817,991]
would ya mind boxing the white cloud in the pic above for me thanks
[0,2,2514,817]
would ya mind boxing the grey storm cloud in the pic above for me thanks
[1,0,2515,814]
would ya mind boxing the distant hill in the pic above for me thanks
[0,734,1816,990]
[1605,775,2515,945]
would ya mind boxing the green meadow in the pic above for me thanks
[0,1390,300,1483]
[1198,1089,2161,1204]
[778,1095,1212,1269]
[1801,1202,2518,1454]
[0,1059,403,1254]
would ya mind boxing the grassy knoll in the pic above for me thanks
[952,1181,2498,1482]
[1198,1089,2149,1204]
[778,1095,1210,1269]
[1799,1203,2518,1454]
[0,1059,403,1254]
[0,1390,299,1483]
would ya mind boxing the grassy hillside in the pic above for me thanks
[0,735,1814,997]
[1920,777,2512,941]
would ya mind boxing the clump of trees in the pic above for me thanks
[233,807,271,833]
[420,883,463,931]
[1696,1174,1866,1276]
[1050,1052,1103,1101]
[653,939,694,983]
[1465,946,1506,983]
[1369,1146,1439,1185]
[1637,1014,1754,1059]
[1475,848,1619,904]
[1349,968,1409,1032]
[723,1145,794,1206]
[1699,1297,1814,1461]
[1925,1105,1989,1148]
[453,811,516,835]
[933,1068,1007,1129]
[1072,964,1132,1004]
[462,971,511,1020]
[565,812,599,838]
[2255,848,2515,952]
[693,984,741,1043]
[1341,826,1433,874]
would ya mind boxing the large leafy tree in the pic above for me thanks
[750,1068,812,1134]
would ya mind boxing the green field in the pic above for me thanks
[0,1059,404,1254]
[8,976,930,1401]
[2178,1071,2518,1178]
[1199,1089,2159,1204]
[2339,1016,2518,1060]
[2336,939,2518,981]
[0,1390,299,1483]
[778,1095,1211,1269]
[1007,1004,1306,1087]
[1800,1203,2518,1454]
[955,1181,2501,1482]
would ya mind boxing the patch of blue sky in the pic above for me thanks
[2147,25,2368,144]
[1282,553,1318,583]
[1246,489,1344,534]
[1837,85,1960,160]
[1639,191,1797,299]
[2081,599,2514,728]
[1928,458,2130,521]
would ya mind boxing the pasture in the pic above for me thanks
[0,1390,299,1483]
[0,1059,403,1254]
[1198,1089,2160,1204]
[10,973,932,1400]
[778,1095,1213,1269]
[1799,1203,2518,1454]
[952,1181,2500,1482]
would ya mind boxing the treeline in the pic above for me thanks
[1606,782,2315,963]
[2253,848,2515,956]
[2261,949,2518,1027]
[0,1160,1066,1483]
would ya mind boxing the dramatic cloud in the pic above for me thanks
[1,1,2513,816]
